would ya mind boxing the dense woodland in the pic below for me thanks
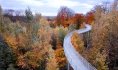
[0,0,118,70]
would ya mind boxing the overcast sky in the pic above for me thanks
[0,0,114,16]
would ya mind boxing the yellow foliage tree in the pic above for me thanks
[3,17,59,70]
[55,48,67,69]
[71,32,84,54]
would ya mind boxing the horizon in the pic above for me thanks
[0,0,114,16]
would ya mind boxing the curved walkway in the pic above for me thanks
[63,24,97,70]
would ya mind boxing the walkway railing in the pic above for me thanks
[63,24,97,70]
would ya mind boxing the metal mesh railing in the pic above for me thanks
[63,24,97,70]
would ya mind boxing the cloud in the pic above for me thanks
[41,12,57,16]
[77,2,93,9]
[17,0,44,7]
[0,0,110,16]
[45,0,79,8]
[12,0,93,9]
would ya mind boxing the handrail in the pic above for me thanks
[63,24,97,70]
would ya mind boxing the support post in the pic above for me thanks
[68,62,70,70]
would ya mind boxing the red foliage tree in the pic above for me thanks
[73,14,85,24]
[56,6,75,27]
[85,11,94,24]
[71,13,85,28]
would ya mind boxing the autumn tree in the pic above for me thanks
[4,17,58,70]
[56,6,74,27]
[46,48,59,70]
[0,6,12,34]
[82,4,109,70]
[4,9,14,16]
[0,5,2,29]
[0,5,2,16]
[107,1,118,69]
[34,13,41,22]
[50,26,68,70]
[0,36,16,70]
[94,5,104,24]
[72,14,85,29]
[83,1,118,69]
[70,5,110,70]
[58,26,68,45]
[0,5,59,70]
[85,11,94,24]
[71,32,84,54]
[68,24,77,32]
[25,7,33,22]
[0,5,3,33]
[55,47,67,70]
[51,33,57,50]
[71,14,109,70]
[0,7,16,68]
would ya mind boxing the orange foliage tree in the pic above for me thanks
[55,47,67,70]
[4,17,58,70]
[71,32,84,54]
[85,11,94,24]
[56,6,75,27]
[71,14,85,28]
[50,27,68,70]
